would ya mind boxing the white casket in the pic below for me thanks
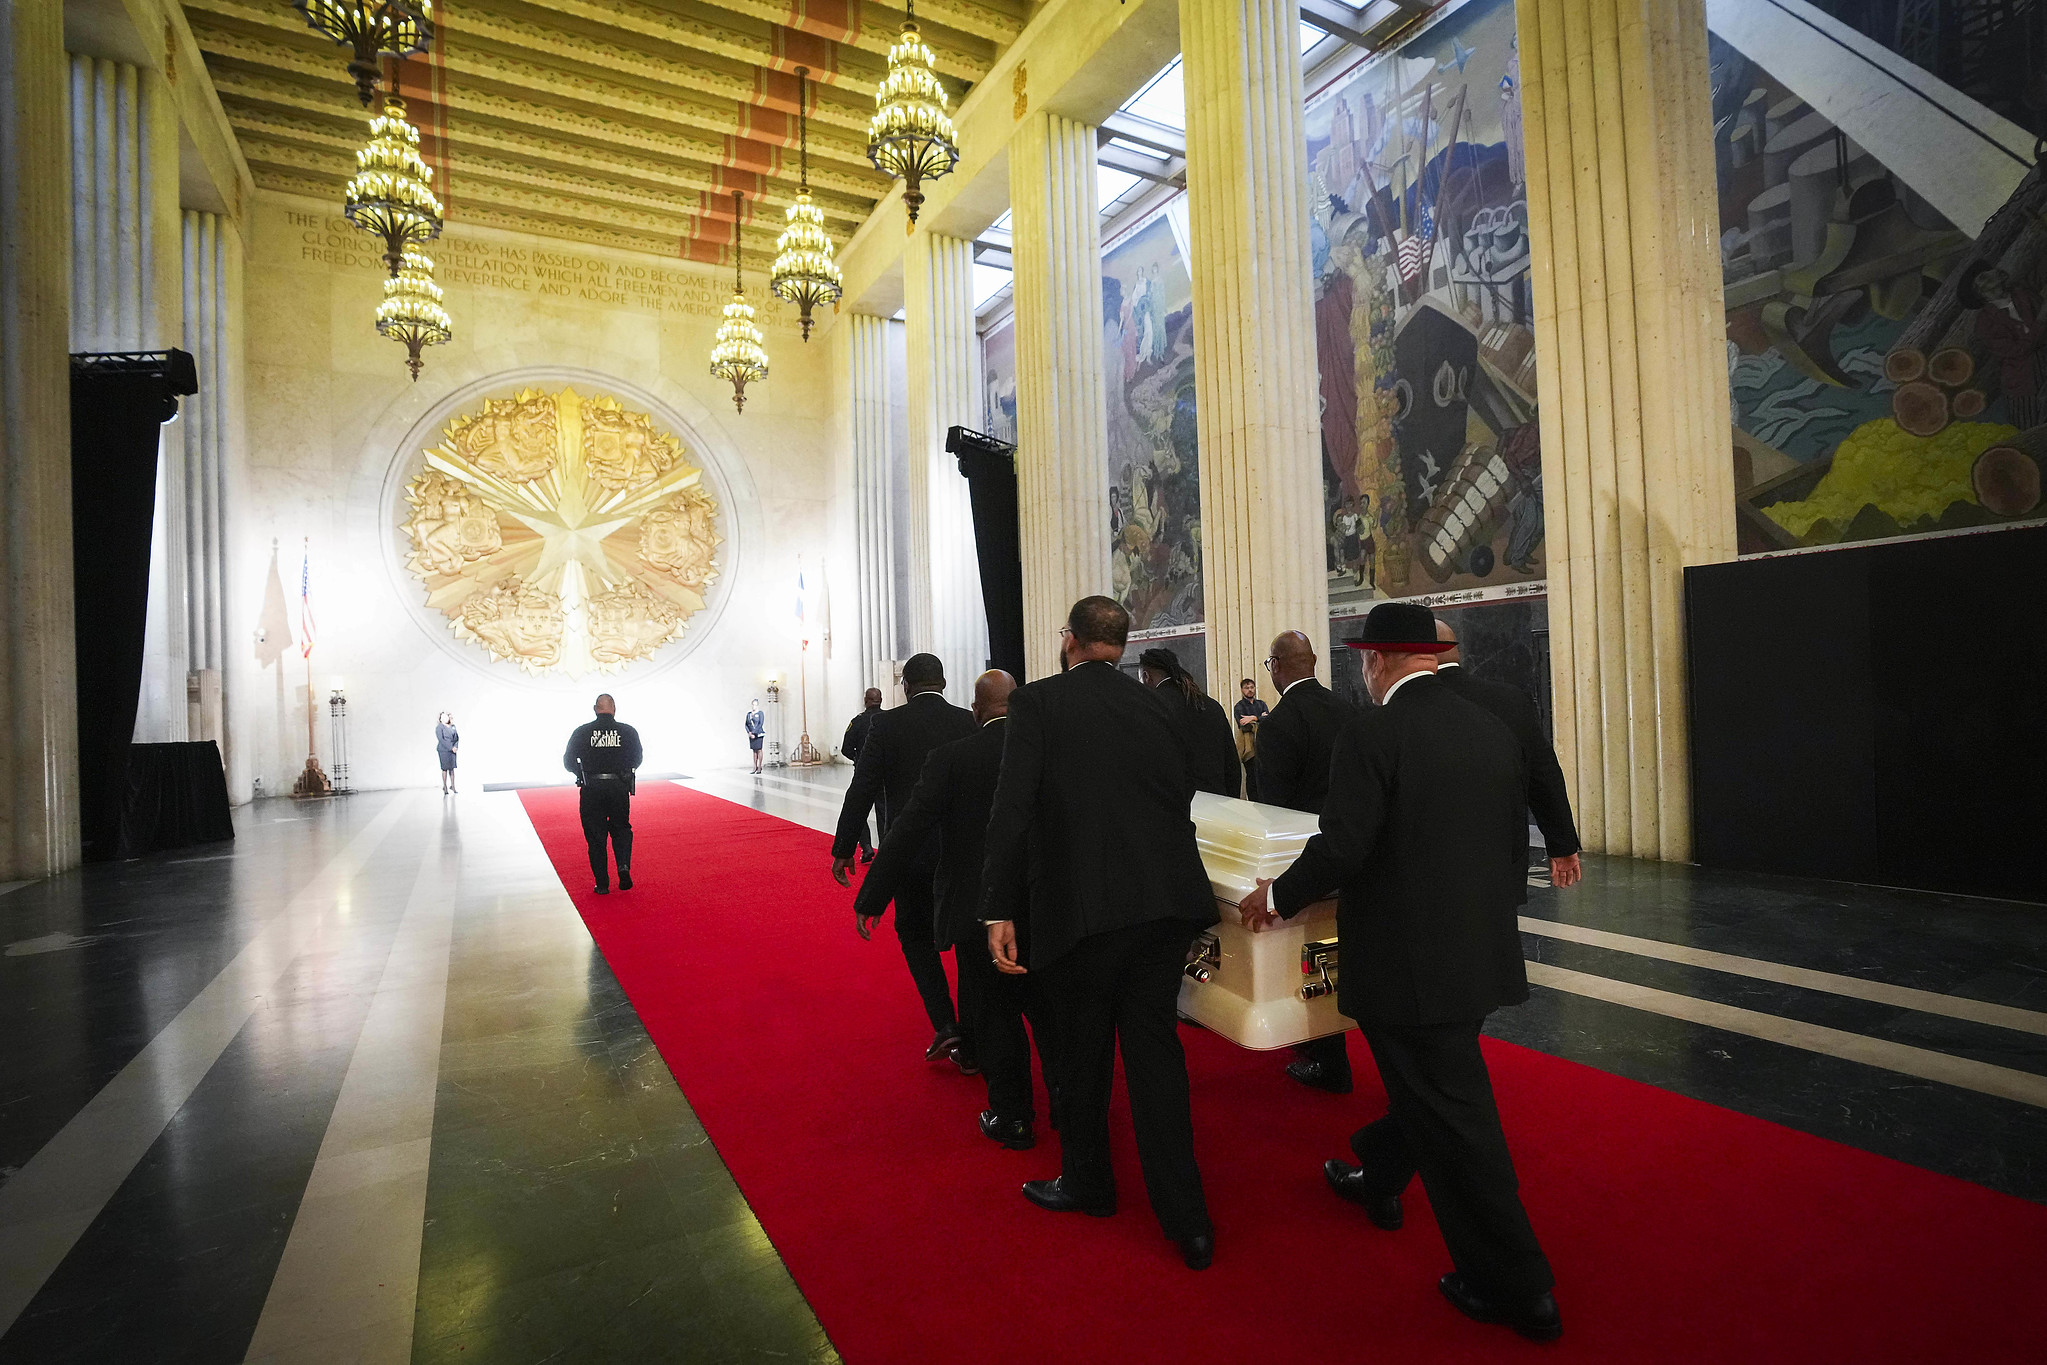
[1177,792,1352,1049]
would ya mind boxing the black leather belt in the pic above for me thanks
[591,772,624,780]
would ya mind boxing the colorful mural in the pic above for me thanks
[1306,0,1545,612]
[981,315,1017,446]
[1709,19,2047,553]
[1103,211,1203,632]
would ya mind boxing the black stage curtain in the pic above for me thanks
[1686,523,2047,903]
[122,742,234,857]
[71,366,177,861]
[956,442,1026,680]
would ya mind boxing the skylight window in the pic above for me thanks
[1097,165,1142,210]
[1301,21,1325,54]
[973,262,1011,308]
[1124,59,1184,131]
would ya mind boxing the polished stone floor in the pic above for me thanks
[0,767,2041,1362]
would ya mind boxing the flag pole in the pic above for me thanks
[292,536,334,799]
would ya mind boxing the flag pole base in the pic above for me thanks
[291,756,336,799]
[790,733,825,766]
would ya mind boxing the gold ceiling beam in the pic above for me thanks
[223,102,873,229]
[693,0,994,81]
[210,66,886,207]
[186,11,886,172]
[235,125,830,250]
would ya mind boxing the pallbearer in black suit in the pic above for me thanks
[1137,646,1242,797]
[562,694,643,895]
[1254,630,1359,1094]
[831,654,978,1066]
[855,671,1052,1150]
[982,597,1216,1272]
[1433,618,1583,888]
[1240,602,1562,1342]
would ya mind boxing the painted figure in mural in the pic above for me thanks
[745,698,766,774]
[435,711,459,794]
[1964,263,2047,432]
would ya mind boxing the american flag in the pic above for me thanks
[1396,206,1436,283]
[299,544,316,659]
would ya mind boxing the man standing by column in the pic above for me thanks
[841,686,885,862]
[563,694,643,896]
[1254,630,1358,1094]
[1232,679,1268,801]
[982,596,1216,1271]
[831,654,977,1066]
[1240,602,1560,1341]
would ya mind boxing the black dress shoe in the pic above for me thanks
[952,1050,981,1076]
[978,1111,1035,1151]
[617,868,633,890]
[1176,1233,1214,1270]
[593,884,610,895]
[1286,1058,1354,1094]
[1439,1273,1563,1343]
[1323,1160,1402,1230]
[1022,1178,1114,1218]
[924,1028,962,1062]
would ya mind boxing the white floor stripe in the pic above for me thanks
[1520,917,2047,1037]
[0,795,414,1336]
[1525,961,2047,1109]
[241,824,458,1364]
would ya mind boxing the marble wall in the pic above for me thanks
[231,192,850,797]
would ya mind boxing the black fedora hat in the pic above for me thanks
[1344,601,1454,653]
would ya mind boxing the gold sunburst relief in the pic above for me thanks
[399,386,722,676]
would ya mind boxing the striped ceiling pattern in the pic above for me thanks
[190,0,1025,268]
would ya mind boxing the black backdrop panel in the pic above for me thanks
[122,742,235,857]
[1686,524,2047,902]
[71,370,174,862]
[956,447,1026,680]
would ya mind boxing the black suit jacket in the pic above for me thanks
[979,662,1214,969]
[831,692,976,859]
[1272,675,1530,1027]
[1255,678,1355,815]
[1152,681,1242,797]
[855,718,1008,948]
[1437,664,1581,857]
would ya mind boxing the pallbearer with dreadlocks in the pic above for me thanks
[1136,647,1242,798]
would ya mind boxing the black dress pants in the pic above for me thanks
[955,940,1055,1123]
[892,859,957,1035]
[1351,1020,1553,1301]
[579,781,632,886]
[1039,918,1211,1240]
[1292,1031,1353,1079]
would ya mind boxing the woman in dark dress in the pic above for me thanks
[435,712,460,793]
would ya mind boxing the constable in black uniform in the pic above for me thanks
[564,693,644,895]
[840,687,885,862]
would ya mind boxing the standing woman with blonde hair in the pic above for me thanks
[435,711,460,794]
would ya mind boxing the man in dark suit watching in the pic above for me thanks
[1254,629,1359,1094]
[831,653,977,1067]
[856,671,1052,1150]
[1433,618,1582,887]
[840,686,885,862]
[1240,601,1561,1342]
[982,596,1217,1271]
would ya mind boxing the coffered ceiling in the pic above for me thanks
[188,0,1029,270]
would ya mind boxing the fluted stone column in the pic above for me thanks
[1519,0,1735,861]
[847,311,898,689]
[903,230,988,703]
[2,0,81,878]
[1180,0,1329,700]
[1009,112,1112,681]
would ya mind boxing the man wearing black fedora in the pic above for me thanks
[1239,601,1561,1342]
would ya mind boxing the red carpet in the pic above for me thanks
[519,783,2047,1363]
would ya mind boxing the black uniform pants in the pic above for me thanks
[954,939,1055,1123]
[579,781,633,886]
[1351,1020,1553,1301]
[892,864,957,1035]
[1292,1031,1353,1079]
[1038,918,1211,1240]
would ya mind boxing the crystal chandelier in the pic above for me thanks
[771,68,843,342]
[377,247,451,381]
[866,0,958,228]
[709,192,768,413]
[292,0,434,107]
[344,95,444,277]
